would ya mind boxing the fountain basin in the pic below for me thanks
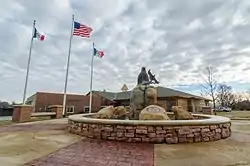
[68,113,231,144]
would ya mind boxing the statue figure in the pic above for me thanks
[148,69,160,84]
[137,67,150,85]
[129,67,159,119]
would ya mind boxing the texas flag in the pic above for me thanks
[93,47,104,58]
[33,28,45,41]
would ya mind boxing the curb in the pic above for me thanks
[230,118,250,121]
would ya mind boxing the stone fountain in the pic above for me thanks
[95,67,194,121]
[67,67,232,144]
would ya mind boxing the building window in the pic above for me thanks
[84,106,89,113]
[66,106,74,113]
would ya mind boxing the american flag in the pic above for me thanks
[73,21,93,38]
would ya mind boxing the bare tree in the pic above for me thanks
[244,89,250,101]
[201,66,218,108]
[216,84,235,107]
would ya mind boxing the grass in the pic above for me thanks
[216,111,250,119]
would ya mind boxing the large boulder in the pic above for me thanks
[96,106,115,119]
[96,106,129,119]
[139,105,170,120]
[172,106,194,120]
[130,85,157,119]
[112,106,128,119]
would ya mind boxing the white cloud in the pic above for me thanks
[1,0,250,102]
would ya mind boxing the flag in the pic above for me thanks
[33,28,45,41]
[93,47,104,58]
[73,21,93,38]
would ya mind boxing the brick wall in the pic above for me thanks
[34,92,108,113]
[12,105,32,122]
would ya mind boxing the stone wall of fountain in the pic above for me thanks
[68,113,231,144]
[67,67,231,144]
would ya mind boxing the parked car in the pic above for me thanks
[214,106,232,112]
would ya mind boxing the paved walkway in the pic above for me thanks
[1,119,250,166]
[155,120,250,166]
[24,139,154,166]
[0,119,154,166]
[0,119,80,166]
[0,123,66,133]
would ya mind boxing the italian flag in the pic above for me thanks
[33,28,45,41]
[93,47,104,58]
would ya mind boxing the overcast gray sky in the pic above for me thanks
[1,0,250,102]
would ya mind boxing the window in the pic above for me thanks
[66,106,74,113]
[84,106,89,113]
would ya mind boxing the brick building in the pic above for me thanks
[26,86,210,114]
[25,92,111,114]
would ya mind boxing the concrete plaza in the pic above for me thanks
[0,119,249,166]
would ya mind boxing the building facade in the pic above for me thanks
[25,92,111,114]
[88,86,210,113]
[26,86,210,114]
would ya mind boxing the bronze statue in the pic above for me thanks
[137,67,150,85]
[131,67,159,119]
[148,69,160,84]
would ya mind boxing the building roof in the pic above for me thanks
[157,86,206,99]
[91,86,210,101]
[121,84,129,91]
[26,93,36,103]
[92,91,116,100]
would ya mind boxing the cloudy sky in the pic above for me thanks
[1,0,250,102]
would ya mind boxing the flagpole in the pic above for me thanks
[89,42,95,113]
[62,14,74,116]
[22,20,36,104]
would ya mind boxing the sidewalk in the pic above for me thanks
[0,119,250,166]
[0,119,80,166]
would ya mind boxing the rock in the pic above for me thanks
[139,105,170,120]
[112,106,127,119]
[130,85,157,119]
[96,105,129,119]
[97,106,115,119]
[172,106,194,120]
[125,106,131,113]
[146,87,157,105]
[165,137,178,144]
